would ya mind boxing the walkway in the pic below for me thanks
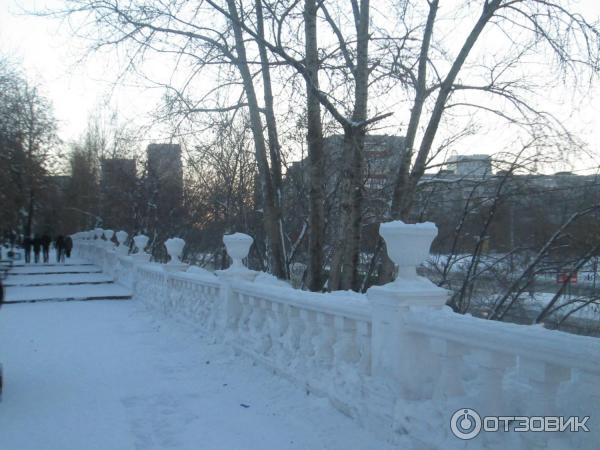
[0,266,391,449]
[3,255,131,303]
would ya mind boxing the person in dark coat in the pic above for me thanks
[55,235,65,263]
[32,235,42,264]
[64,236,73,259]
[41,234,51,263]
[23,236,32,264]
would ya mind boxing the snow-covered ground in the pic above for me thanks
[8,264,101,275]
[0,300,393,450]
[526,292,600,320]
[4,272,112,286]
[4,283,132,302]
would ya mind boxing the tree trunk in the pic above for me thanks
[255,0,287,278]
[330,0,370,291]
[304,0,325,291]
[341,128,364,290]
[226,0,287,279]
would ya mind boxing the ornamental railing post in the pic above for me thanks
[215,233,258,340]
[367,221,448,402]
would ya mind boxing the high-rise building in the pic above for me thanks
[145,143,184,235]
[100,158,137,229]
[147,143,183,202]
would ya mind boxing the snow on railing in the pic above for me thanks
[70,225,600,449]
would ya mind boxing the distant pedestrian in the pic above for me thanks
[32,235,42,264]
[41,234,51,263]
[55,235,65,263]
[23,236,32,264]
[64,236,73,259]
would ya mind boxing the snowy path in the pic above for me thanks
[4,272,113,287]
[3,261,131,303]
[0,301,392,450]
[8,264,101,275]
[4,283,132,303]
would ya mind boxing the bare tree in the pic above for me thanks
[303,0,325,291]
[0,56,58,238]
[389,0,600,220]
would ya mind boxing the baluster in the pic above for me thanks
[333,316,359,369]
[473,349,514,413]
[255,299,271,355]
[168,278,179,314]
[191,284,200,321]
[518,359,571,416]
[163,276,171,315]
[517,359,571,449]
[199,287,209,325]
[194,284,203,320]
[185,283,192,317]
[269,302,289,365]
[562,369,600,447]
[283,306,304,368]
[356,320,371,376]
[247,296,261,348]
[313,312,335,371]
[186,283,197,319]
[238,294,252,338]
[431,338,466,405]
[298,309,314,355]
[295,309,316,373]
[206,289,218,332]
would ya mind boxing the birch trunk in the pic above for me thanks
[304,0,325,291]
[329,0,370,291]
[226,0,287,279]
[255,0,288,278]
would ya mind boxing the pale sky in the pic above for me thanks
[1,0,600,173]
[0,0,162,143]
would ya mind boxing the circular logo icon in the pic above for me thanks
[450,408,482,440]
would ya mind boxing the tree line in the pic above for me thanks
[0,57,58,240]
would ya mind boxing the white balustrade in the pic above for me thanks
[69,225,600,449]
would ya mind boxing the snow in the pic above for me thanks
[8,264,101,275]
[185,265,215,278]
[0,301,393,450]
[4,283,132,302]
[253,271,291,288]
[379,220,437,230]
[4,273,113,286]
[525,292,600,320]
